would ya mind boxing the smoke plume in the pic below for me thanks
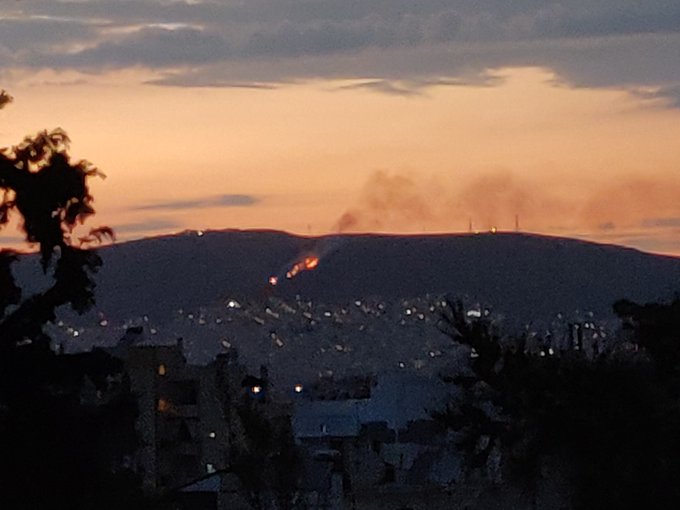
[335,169,680,238]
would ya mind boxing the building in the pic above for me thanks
[113,330,241,492]
[292,372,463,508]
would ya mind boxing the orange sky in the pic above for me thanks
[1,66,680,255]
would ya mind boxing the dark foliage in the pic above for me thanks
[614,297,680,378]
[0,91,141,509]
[437,297,680,510]
[220,384,301,510]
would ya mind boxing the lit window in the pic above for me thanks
[252,385,262,394]
[206,463,215,473]
[294,384,303,394]
[158,364,167,376]
[209,431,216,439]
[157,398,171,412]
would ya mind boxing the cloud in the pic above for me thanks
[333,75,503,97]
[335,80,424,98]
[598,222,616,231]
[135,194,259,211]
[642,217,680,229]
[654,84,680,108]
[144,74,278,89]
[43,26,232,69]
[113,218,182,234]
[3,1,680,98]
[0,16,98,54]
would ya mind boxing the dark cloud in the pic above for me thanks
[113,219,182,234]
[656,84,680,108]
[642,218,680,229]
[144,74,278,89]
[4,1,680,96]
[333,75,504,97]
[44,26,232,69]
[135,194,259,211]
[0,17,98,54]
[336,80,424,97]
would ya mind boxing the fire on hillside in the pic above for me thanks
[269,255,320,286]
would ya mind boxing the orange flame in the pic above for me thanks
[286,256,320,279]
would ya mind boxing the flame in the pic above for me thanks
[286,256,320,279]
[269,276,279,286]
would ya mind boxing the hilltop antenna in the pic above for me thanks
[468,218,473,233]
[515,214,520,232]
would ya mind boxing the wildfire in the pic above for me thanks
[286,256,320,279]
[268,255,320,286]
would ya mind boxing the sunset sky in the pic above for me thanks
[1,1,680,254]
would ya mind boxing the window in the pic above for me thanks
[157,364,167,376]
[157,398,171,413]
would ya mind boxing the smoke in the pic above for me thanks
[335,169,560,233]
[335,171,436,232]
[334,169,680,237]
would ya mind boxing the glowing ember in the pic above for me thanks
[269,276,279,286]
[286,256,320,279]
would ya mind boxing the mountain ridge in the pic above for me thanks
[12,229,680,328]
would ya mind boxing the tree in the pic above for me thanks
[436,297,680,509]
[0,90,113,349]
[0,90,143,510]
[613,297,680,378]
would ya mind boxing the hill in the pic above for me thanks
[14,229,680,326]
[10,230,680,382]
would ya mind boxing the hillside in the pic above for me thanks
[11,229,680,382]
[14,229,680,325]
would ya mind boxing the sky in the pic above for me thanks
[1,0,680,255]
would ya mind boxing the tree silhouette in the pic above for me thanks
[436,297,680,509]
[0,90,143,510]
[0,93,113,349]
[613,297,680,377]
